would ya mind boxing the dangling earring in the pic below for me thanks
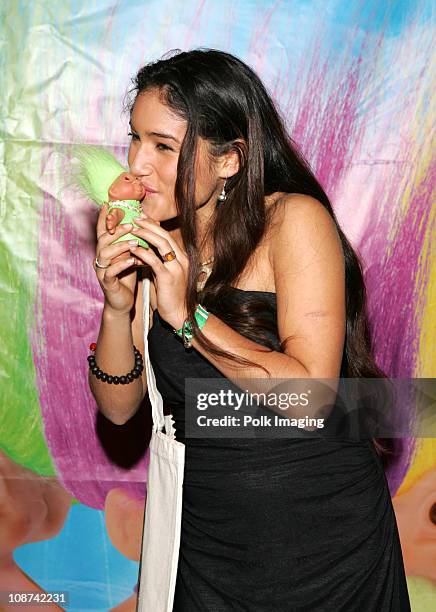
[216,178,227,208]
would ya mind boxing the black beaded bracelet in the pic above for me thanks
[87,343,144,384]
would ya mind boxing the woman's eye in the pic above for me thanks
[156,143,173,151]
[128,132,139,141]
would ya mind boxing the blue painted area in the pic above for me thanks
[334,0,434,36]
[14,503,139,611]
[60,0,434,79]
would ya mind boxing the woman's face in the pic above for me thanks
[128,88,220,222]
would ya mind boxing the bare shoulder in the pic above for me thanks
[267,193,343,264]
[267,192,338,234]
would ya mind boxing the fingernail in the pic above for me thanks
[122,223,133,230]
[128,240,139,246]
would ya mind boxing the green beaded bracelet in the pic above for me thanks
[174,304,209,348]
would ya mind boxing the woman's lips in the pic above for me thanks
[141,182,158,195]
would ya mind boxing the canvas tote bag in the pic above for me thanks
[137,277,186,612]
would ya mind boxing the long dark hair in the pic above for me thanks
[128,49,392,463]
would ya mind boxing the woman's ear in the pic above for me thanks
[218,140,246,178]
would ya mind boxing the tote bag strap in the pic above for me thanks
[142,276,165,433]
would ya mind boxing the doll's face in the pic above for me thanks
[108,172,146,201]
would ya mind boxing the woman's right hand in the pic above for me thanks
[94,204,140,316]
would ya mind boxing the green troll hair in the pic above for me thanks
[73,145,149,248]
[74,146,126,205]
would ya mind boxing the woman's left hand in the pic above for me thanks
[130,214,189,329]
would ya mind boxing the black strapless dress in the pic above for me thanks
[148,289,410,612]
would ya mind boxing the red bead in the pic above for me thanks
[89,342,97,351]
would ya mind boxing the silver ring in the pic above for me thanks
[94,256,110,269]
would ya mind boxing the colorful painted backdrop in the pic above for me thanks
[0,1,434,610]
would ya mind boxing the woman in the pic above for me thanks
[89,49,410,610]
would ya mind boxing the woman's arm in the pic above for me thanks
[89,277,149,425]
[190,195,346,414]
[89,205,152,426]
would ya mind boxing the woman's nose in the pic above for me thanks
[129,146,152,176]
